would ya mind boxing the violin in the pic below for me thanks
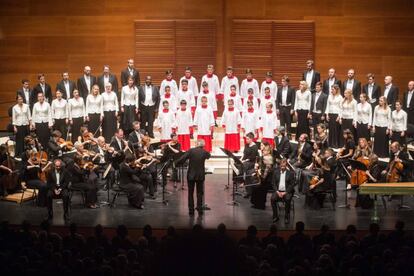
[309,175,319,189]
[29,150,51,182]
[82,132,98,145]
[57,138,74,150]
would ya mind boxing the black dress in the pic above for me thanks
[119,162,145,207]
[68,163,98,206]
[251,158,273,209]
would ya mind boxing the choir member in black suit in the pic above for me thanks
[56,72,76,100]
[32,74,52,104]
[241,132,259,198]
[77,66,97,100]
[46,159,70,221]
[309,82,327,134]
[403,81,414,125]
[97,65,119,95]
[322,68,341,95]
[301,59,320,93]
[276,75,295,134]
[119,155,145,209]
[275,127,291,158]
[383,75,399,110]
[362,73,381,111]
[138,76,160,138]
[176,139,211,216]
[121,58,140,87]
[271,159,295,224]
[342,69,361,100]
[17,79,34,108]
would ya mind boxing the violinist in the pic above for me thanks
[119,155,145,209]
[128,121,143,151]
[251,139,273,210]
[382,142,409,183]
[313,123,329,150]
[160,133,181,185]
[48,130,73,160]
[275,127,291,159]
[241,132,259,199]
[135,147,156,199]
[300,141,324,193]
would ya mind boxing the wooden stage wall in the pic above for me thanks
[0,0,413,128]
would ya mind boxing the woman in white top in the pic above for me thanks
[68,89,85,143]
[85,84,103,136]
[51,90,69,139]
[12,94,31,156]
[325,84,343,148]
[32,92,53,149]
[356,93,372,141]
[294,81,312,138]
[121,76,138,135]
[102,82,119,142]
[339,89,358,143]
[373,96,391,158]
[390,100,407,146]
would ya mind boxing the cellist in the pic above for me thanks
[347,138,372,190]
[382,142,409,183]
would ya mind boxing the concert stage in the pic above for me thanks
[1,174,414,231]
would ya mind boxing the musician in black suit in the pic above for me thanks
[56,72,76,100]
[121,58,140,87]
[309,82,328,133]
[17,79,34,108]
[138,76,160,138]
[46,159,70,221]
[109,128,128,166]
[382,141,410,182]
[271,159,295,223]
[361,73,380,111]
[322,68,341,95]
[241,132,259,198]
[275,127,291,159]
[276,75,296,134]
[289,133,313,169]
[119,155,145,209]
[176,139,211,216]
[342,69,361,100]
[128,121,143,150]
[301,59,320,93]
[97,65,119,95]
[77,66,97,100]
[32,74,52,104]
[403,81,414,125]
[383,75,399,110]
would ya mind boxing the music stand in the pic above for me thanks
[220,147,243,206]
[174,151,188,190]
[338,159,368,209]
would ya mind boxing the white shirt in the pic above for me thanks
[84,75,91,93]
[51,98,68,119]
[55,170,60,186]
[32,101,52,126]
[102,92,119,112]
[40,83,45,93]
[128,67,134,76]
[313,92,322,113]
[260,80,278,99]
[407,91,413,108]
[221,108,242,134]
[103,75,110,87]
[64,81,70,99]
[391,109,407,132]
[115,137,123,150]
[176,108,193,135]
[121,85,138,107]
[240,78,260,98]
[281,86,289,106]
[373,106,391,128]
[326,94,343,114]
[143,85,155,106]
[305,70,314,88]
[220,76,239,98]
[68,97,85,120]
[179,76,199,97]
[340,99,357,122]
[200,74,220,96]
[12,103,31,126]
[98,146,106,163]
[368,84,374,100]
[384,84,391,99]
[346,79,354,90]
[356,102,372,125]
[193,106,215,135]
[224,94,243,112]
[328,78,335,92]
[160,79,178,97]
[86,94,103,116]
[23,88,30,104]
[278,170,286,192]
[294,90,312,111]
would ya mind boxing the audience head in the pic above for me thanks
[295,221,305,233]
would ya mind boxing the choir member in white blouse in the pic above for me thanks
[390,100,407,146]
[179,66,199,98]
[160,70,178,97]
[68,89,85,143]
[121,76,139,135]
[32,92,53,149]
[51,90,69,140]
[220,66,239,98]
[85,84,103,136]
[12,94,31,156]
[102,82,119,142]
[240,68,260,99]
[200,65,221,101]
[356,93,372,141]
[325,84,343,148]
[260,71,278,99]
[339,89,358,142]
[372,96,391,158]
[294,81,312,137]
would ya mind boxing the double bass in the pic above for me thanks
[0,141,19,192]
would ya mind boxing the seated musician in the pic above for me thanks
[46,159,70,221]
[251,146,274,210]
[271,159,295,224]
[381,141,410,182]
[48,130,74,166]
[313,123,329,150]
[346,138,371,190]
[160,133,181,185]
[336,129,355,180]
[305,157,332,210]
[241,132,259,198]
[139,133,158,196]
[78,126,95,150]
[119,155,145,209]
[70,154,99,209]
[356,154,382,209]
[274,127,291,159]
[300,141,324,193]
[128,121,142,150]
[135,147,157,199]
[289,133,312,169]
[0,144,14,196]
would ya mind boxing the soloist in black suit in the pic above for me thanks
[32,83,53,104]
[138,85,160,138]
[271,168,295,221]
[56,80,76,99]
[275,135,291,159]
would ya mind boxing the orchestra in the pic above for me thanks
[1,61,413,224]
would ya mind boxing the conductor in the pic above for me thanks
[176,139,211,216]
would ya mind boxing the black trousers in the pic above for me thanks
[27,179,48,207]
[140,105,156,137]
[311,112,323,132]
[71,172,98,206]
[270,191,293,219]
[279,106,292,134]
[120,182,145,207]
[54,118,67,140]
[296,109,310,137]
[140,172,155,196]
[47,189,70,216]
[188,180,204,212]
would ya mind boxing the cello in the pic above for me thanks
[0,141,19,193]
[349,138,371,186]
[386,156,404,183]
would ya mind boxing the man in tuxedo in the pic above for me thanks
[271,159,295,223]
[302,59,320,93]
[289,133,312,169]
[139,76,160,138]
[32,73,52,104]
[275,127,291,159]
[56,72,76,100]
[17,79,34,108]
[309,82,327,133]
[128,121,143,150]
[121,58,140,87]
[322,68,341,95]
[176,139,211,216]
[77,66,97,100]
[46,159,70,221]
[276,75,296,134]
[342,69,361,100]
[362,73,381,110]
[98,65,119,95]
[403,81,414,125]
[383,75,399,109]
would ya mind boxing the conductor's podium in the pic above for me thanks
[359,182,414,221]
